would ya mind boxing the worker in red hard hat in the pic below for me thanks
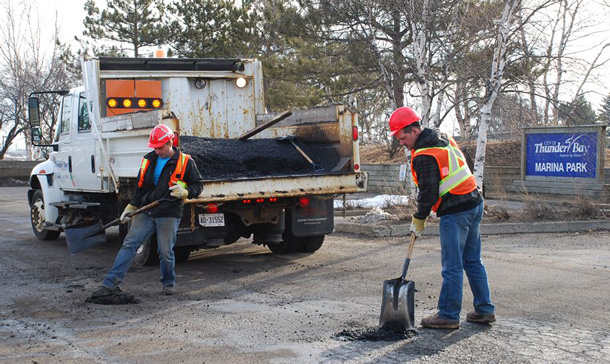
[389,106,494,329]
[91,124,203,299]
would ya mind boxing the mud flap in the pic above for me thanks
[290,197,333,237]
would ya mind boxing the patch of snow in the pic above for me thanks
[333,194,409,209]
[358,207,398,223]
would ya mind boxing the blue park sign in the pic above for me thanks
[523,125,606,181]
[525,132,597,178]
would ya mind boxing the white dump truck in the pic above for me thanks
[27,56,367,264]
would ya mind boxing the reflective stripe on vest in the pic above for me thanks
[410,136,477,212]
[137,152,191,188]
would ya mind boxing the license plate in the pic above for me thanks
[198,213,225,227]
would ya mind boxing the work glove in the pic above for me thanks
[169,182,188,200]
[120,204,138,224]
[410,215,427,237]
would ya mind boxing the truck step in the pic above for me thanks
[50,201,102,210]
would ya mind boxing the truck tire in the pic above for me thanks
[30,190,60,241]
[132,235,191,265]
[299,235,324,253]
[174,247,191,263]
[134,236,160,266]
[267,231,303,254]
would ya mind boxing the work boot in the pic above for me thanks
[90,285,121,298]
[162,285,175,296]
[466,311,496,324]
[420,314,459,329]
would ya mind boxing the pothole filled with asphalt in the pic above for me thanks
[334,326,417,342]
[85,293,140,305]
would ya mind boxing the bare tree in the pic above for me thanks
[473,0,522,187]
[0,0,76,160]
[522,0,610,125]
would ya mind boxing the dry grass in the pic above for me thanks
[569,197,601,219]
[360,140,523,166]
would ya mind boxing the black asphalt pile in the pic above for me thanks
[85,293,140,305]
[180,136,341,180]
[335,327,417,342]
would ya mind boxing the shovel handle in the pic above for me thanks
[406,233,416,259]
[126,200,160,218]
[290,140,315,164]
[100,200,161,231]
[401,234,417,281]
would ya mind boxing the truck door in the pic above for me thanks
[51,94,76,190]
[69,93,99,190]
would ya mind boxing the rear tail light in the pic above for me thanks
[299,197,310,207]
[207,204,219,213]
[352,126,359,141]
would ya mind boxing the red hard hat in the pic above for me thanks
[389,107,420,136]
[148,124,175,148]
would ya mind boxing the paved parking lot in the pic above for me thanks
[1,187,609,363]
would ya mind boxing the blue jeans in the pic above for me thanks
[437,201,494,320]
[102,213,180,289]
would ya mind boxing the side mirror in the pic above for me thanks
[32,127,42,143]
[28,97,41,127]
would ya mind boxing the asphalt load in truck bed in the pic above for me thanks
[180,136,342,180]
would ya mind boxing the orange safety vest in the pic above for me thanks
[411,135,477,212]
[138,152,191,188]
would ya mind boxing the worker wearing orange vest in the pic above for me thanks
[389,106,495,329]
[91,124,203,299]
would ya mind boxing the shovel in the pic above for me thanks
[277,136,325,173]
[64,199,161,254]
[379,233,417,331]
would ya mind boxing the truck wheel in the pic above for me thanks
[134,236,160,266]
[267,235,303,254]
[299,235,324,253]
[30,190,60,241]
[174,247,191,263]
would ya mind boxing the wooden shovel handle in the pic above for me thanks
[406,233,416,259]
[127,200,160,218]
[238,110,292,140]
[291,142,314,164]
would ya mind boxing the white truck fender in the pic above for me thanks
[28,160,66,226]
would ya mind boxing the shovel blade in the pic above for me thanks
[379,278,415,331]
[64,218,107,254]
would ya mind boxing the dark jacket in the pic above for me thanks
[130,147,204,218]
[411,128,482,219]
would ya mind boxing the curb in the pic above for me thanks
[334,219,610,237]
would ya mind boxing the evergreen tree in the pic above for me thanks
[81,0,165,57]
[598,94,610,124]
[558,94,597,126]
[165,0,258,58]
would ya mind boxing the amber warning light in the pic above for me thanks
[107,97,163,109]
